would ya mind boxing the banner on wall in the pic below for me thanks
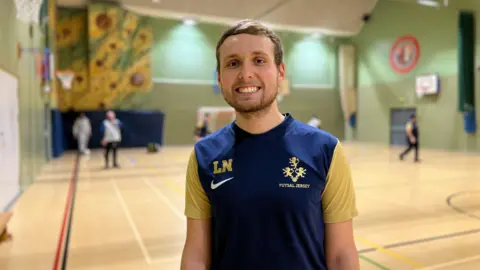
[390,35,420,74]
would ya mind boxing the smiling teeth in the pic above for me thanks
[238,87,259,93]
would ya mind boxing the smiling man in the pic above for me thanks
[181,19,360,270]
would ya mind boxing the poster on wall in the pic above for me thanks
[390,35,420,74]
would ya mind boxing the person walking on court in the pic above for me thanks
[181,19,360,270]
[73,112,91,155]
[101,110,122,169]
[399,114,420,162]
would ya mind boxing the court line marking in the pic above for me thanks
[61,155,82,270]
[52,154,79,270]
[446,191,480,221]
[358,255,390,270]
[358,227,480,254]
[111,178,153,264]
[355,236,425,268]
[419,254,480,270]
[163,178,184,195]
[144,178,185,220]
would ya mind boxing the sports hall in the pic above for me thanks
[1,0,480,269]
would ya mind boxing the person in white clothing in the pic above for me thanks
[73,112,91,155]
[307,115,322,129]
[100,110,123,169]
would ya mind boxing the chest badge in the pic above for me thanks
[280,157,310,189]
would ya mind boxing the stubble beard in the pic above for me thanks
[222,80,279,114]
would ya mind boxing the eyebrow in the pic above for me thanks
[224,51,269,60]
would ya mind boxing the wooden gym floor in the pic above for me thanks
[0,143,479,270]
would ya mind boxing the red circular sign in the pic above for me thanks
[389,35,420,74]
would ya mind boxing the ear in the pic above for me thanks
[278,62,286,82]
[216,71,221,86]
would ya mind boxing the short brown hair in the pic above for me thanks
[215,19,283,72]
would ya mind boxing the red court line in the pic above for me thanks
[52,155,79,270]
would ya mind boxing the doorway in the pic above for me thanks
[390,108,416,146]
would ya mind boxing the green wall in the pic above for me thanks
[114,18,344,145]
[352,0,480,151]
[0,0,49,189]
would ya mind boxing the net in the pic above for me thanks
[14,0,43,24]
[56,70,75,90]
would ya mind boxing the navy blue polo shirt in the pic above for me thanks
[185,113,358,270]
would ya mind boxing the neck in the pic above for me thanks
[234,103,285,134]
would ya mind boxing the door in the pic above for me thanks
[390,108,416,146]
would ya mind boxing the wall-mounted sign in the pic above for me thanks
[389,35,420,74]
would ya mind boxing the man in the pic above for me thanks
[181,20,359,270]
[194,113,211,142]
[399,114,419,162]
[307,114,322,129]
[100,110,122,169]
[73,112,92,155]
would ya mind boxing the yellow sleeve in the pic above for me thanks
[322,141,358,223]
[185,149,212,219]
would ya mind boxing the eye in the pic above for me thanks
[254,57,266,65]
[226,60,239,68]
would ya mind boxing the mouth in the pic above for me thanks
[235,86,262,94]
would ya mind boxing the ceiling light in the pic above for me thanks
[417,0,440,7]
[183,18,197,25]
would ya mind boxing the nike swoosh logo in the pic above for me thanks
[211,177,234,190]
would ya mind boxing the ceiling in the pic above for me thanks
[56,0,379,36]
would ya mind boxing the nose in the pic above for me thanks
[238,62,255,80]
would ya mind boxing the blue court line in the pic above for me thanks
[60,154,81,270]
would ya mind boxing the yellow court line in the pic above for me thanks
[164,178,184,195]
[355,235,425,268]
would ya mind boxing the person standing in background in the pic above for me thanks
[193,113,211,142]
[73,112,92,155]
[399,114,420,162]
[101,110,123,169]
[307,114,322,129]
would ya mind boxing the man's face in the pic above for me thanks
[107,111,115,120]
[217,34,285,113]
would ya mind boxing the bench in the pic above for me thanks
[0,212,13,242]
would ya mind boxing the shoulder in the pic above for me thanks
[288,119,339,150]
[194,124,235,165]
[286,119,340,169]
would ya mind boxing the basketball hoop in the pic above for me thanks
[416,73,440,98]
[56,70,75,90]
[14,0,43,25]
